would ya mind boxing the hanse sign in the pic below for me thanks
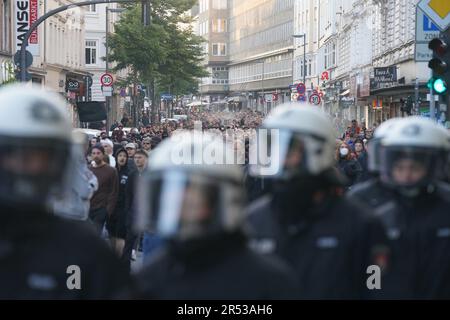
[15,0,39,56]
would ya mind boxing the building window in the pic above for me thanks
[86,4,96,12]
[199,0,209,13]
[199,21,208,36]
[85,40,97,65]
[332,42,336,66]
[212,18,227,33]
[212,43,226,56]
[324,41,336,70]
[212,0,227,10]
[1,0,11,52]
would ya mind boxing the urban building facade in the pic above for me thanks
[369,0,430,123]
[193,0,230,110]
[228,0,294,113]
[0,0,14,85]
[2,1,90,125]
[84,3,126,126]
[293,0,432,129]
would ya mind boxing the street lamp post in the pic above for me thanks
[262,61,265,114]
[293,33,306,86]
[105,6,125,133]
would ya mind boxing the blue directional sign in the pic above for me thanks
[415,8,442,62]
[423,15,439,31]
[161,93,173,100]
[297,95,307,102]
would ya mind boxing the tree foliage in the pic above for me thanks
[108,1,208,96]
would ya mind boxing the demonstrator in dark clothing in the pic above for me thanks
[89,145,119,236]
[107,148,134,257]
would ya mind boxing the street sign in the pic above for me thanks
[309,93,321,105]
[161,93,174,100]
[297,94,307,102]
[102,86,113,97]
[100,73,114,87]
[13,50,33,68]
[67,79,80,92]
[264,94,273,102]
[426,93,440,101]
[418,0,450,32]
[416,8,441,61]
[296,83,306,95]
[416,42,435,61]
[416,8,440,42]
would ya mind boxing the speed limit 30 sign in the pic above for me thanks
[100,73,114,87]
[309,93,321,105]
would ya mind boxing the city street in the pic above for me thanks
[0,0,450,300]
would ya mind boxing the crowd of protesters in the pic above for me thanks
[334,119,378,189]
[84,109,267,268]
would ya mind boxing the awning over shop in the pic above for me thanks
[211,100,228,105]
[340,89,350,96]
[227,96,244,102]
[186,101,209,107]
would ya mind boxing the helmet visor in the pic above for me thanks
[0,138,69,206]
[380,146,445,188]
[135,170,240,240]
[248,129,309,179]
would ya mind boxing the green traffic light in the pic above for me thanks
[433,78,448,94]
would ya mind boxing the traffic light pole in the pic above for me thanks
[430,86,436,120]
[414,78,419,115]
[19,0,136,82]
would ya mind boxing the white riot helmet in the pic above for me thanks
[367,117,405,173]
[379,117,449,193]
[0,84,72,209]
[249,103,337,180]
[134,131,245,242]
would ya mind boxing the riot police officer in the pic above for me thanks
[347,118,405,210]
[246,103,388,299]
[362,117,450,299]
[0,85,129,299]
[133,132,299,299]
